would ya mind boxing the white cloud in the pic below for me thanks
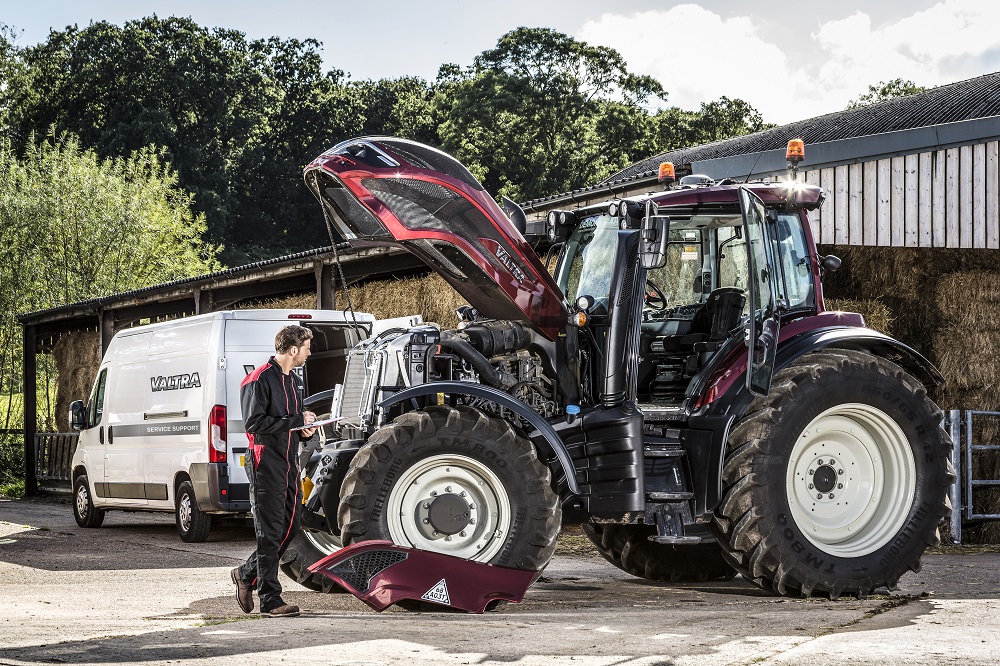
[578,5,795,120]
[578,1,1000,126]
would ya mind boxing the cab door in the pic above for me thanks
[739,188,781,396]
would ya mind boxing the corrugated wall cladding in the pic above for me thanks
[803,141,1000,249]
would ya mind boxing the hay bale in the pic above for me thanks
[51,330,100,432]
[932,272,1000,392]
[339,273,466,329]
[825,298,893,336]
[237,293,318,310]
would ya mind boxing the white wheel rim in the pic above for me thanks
[76,485,89,518]
[786,403,916,557]
[387,454,512,561]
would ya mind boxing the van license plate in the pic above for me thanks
[239,455,245,467]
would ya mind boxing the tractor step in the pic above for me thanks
[648,535,703,545]
[643,446,685,458]
[638,403,687,422]
[647,491,694,501]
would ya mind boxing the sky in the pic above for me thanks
[4,0,1000,125]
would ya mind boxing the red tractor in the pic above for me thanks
[280,137,953,599]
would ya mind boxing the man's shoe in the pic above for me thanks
[231,567,254,614]
[263,603,300,617]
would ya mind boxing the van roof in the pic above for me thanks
[114,309,376,336]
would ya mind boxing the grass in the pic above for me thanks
[0,479,25,499]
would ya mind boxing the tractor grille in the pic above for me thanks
[340,349,374,426]
[323,550,408,593]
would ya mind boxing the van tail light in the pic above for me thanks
[209,404,227,463]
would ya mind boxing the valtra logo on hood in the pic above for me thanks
[304,137,568,340]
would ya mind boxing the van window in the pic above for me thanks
[88,369,108,428]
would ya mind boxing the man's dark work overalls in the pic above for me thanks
[235,357,305,611]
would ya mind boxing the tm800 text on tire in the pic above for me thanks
[338,405,561,570]
[712,349,953,598]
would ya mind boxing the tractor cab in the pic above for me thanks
[553,179,825,411]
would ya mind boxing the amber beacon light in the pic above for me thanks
[658,161,676,188]
[786,138,805,180]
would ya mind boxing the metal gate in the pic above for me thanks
[947,410,1000,544]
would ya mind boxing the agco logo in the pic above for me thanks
[150,373,202,392]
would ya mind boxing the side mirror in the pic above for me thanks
[639,202,670,270]
[70,400,87,431]
[821,254,842,273]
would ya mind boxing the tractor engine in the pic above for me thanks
[333,320,558,436]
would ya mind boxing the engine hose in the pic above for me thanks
[438,332,512,389]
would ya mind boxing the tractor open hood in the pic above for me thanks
[304,137,568,339]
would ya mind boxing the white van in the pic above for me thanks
[68,309,418,542]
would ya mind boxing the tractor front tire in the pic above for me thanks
[338,406,561,570]
[712,349,953,598]
[582,523,736,582]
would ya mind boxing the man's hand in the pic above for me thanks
[300,411,318,438]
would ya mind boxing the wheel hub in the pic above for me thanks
[812,464,838,493]
[387,454,511,561]
[427,493,472,535]
[786,404,916,558]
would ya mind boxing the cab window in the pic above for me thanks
[87,369,108,428]
[772,213,814,310]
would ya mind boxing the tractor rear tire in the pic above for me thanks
[582,523,737,582]
[711,349,953,598]
[338,405,561,571]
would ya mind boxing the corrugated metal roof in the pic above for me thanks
[522,70,1000,208]
[17,245,336,323]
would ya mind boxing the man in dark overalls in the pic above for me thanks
[231,325,317,617]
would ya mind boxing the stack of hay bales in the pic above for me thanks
[824,298,893,336]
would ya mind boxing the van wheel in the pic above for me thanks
[73,474,105,528]
[176,481,211,543]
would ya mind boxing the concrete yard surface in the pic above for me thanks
[1,496,998,665]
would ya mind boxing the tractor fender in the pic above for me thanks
[379,382,581,495]
[691,326,943,515]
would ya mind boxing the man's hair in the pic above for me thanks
[274,325,313,354]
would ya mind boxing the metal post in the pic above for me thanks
[948,410,962,544]
[23,325,37,497]
[316,262,335,310]
[99,309,115,357]
[965,410,974,524]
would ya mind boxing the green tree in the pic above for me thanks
[350,76,437,143]
[5,17,362,264]
[847,78,925,109]
[434,27,665,201]
[0,130,220,484]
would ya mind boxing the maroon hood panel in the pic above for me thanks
[305,137,568,339]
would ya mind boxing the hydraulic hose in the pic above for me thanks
[438,331,513,389]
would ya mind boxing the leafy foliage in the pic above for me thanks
[847,78,926,109]
[0,131,219,480]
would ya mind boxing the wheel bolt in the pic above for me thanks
[816,493,823,500]
[470,518,476,524]
[423,502,430,509]
[445,536,452,541]
[430,491,437,497]
[460,491,467,497]
[469,503,476,510]
[460,531,467,537]
[817,459,824,465]
[446,486,452,492]
[432,530,439,536]
[829,494,835,499]
[809,469,814,475]
[838,469,844,475]
[808,484,815,490]
[423,518,429,524]
[837,483,843,489]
